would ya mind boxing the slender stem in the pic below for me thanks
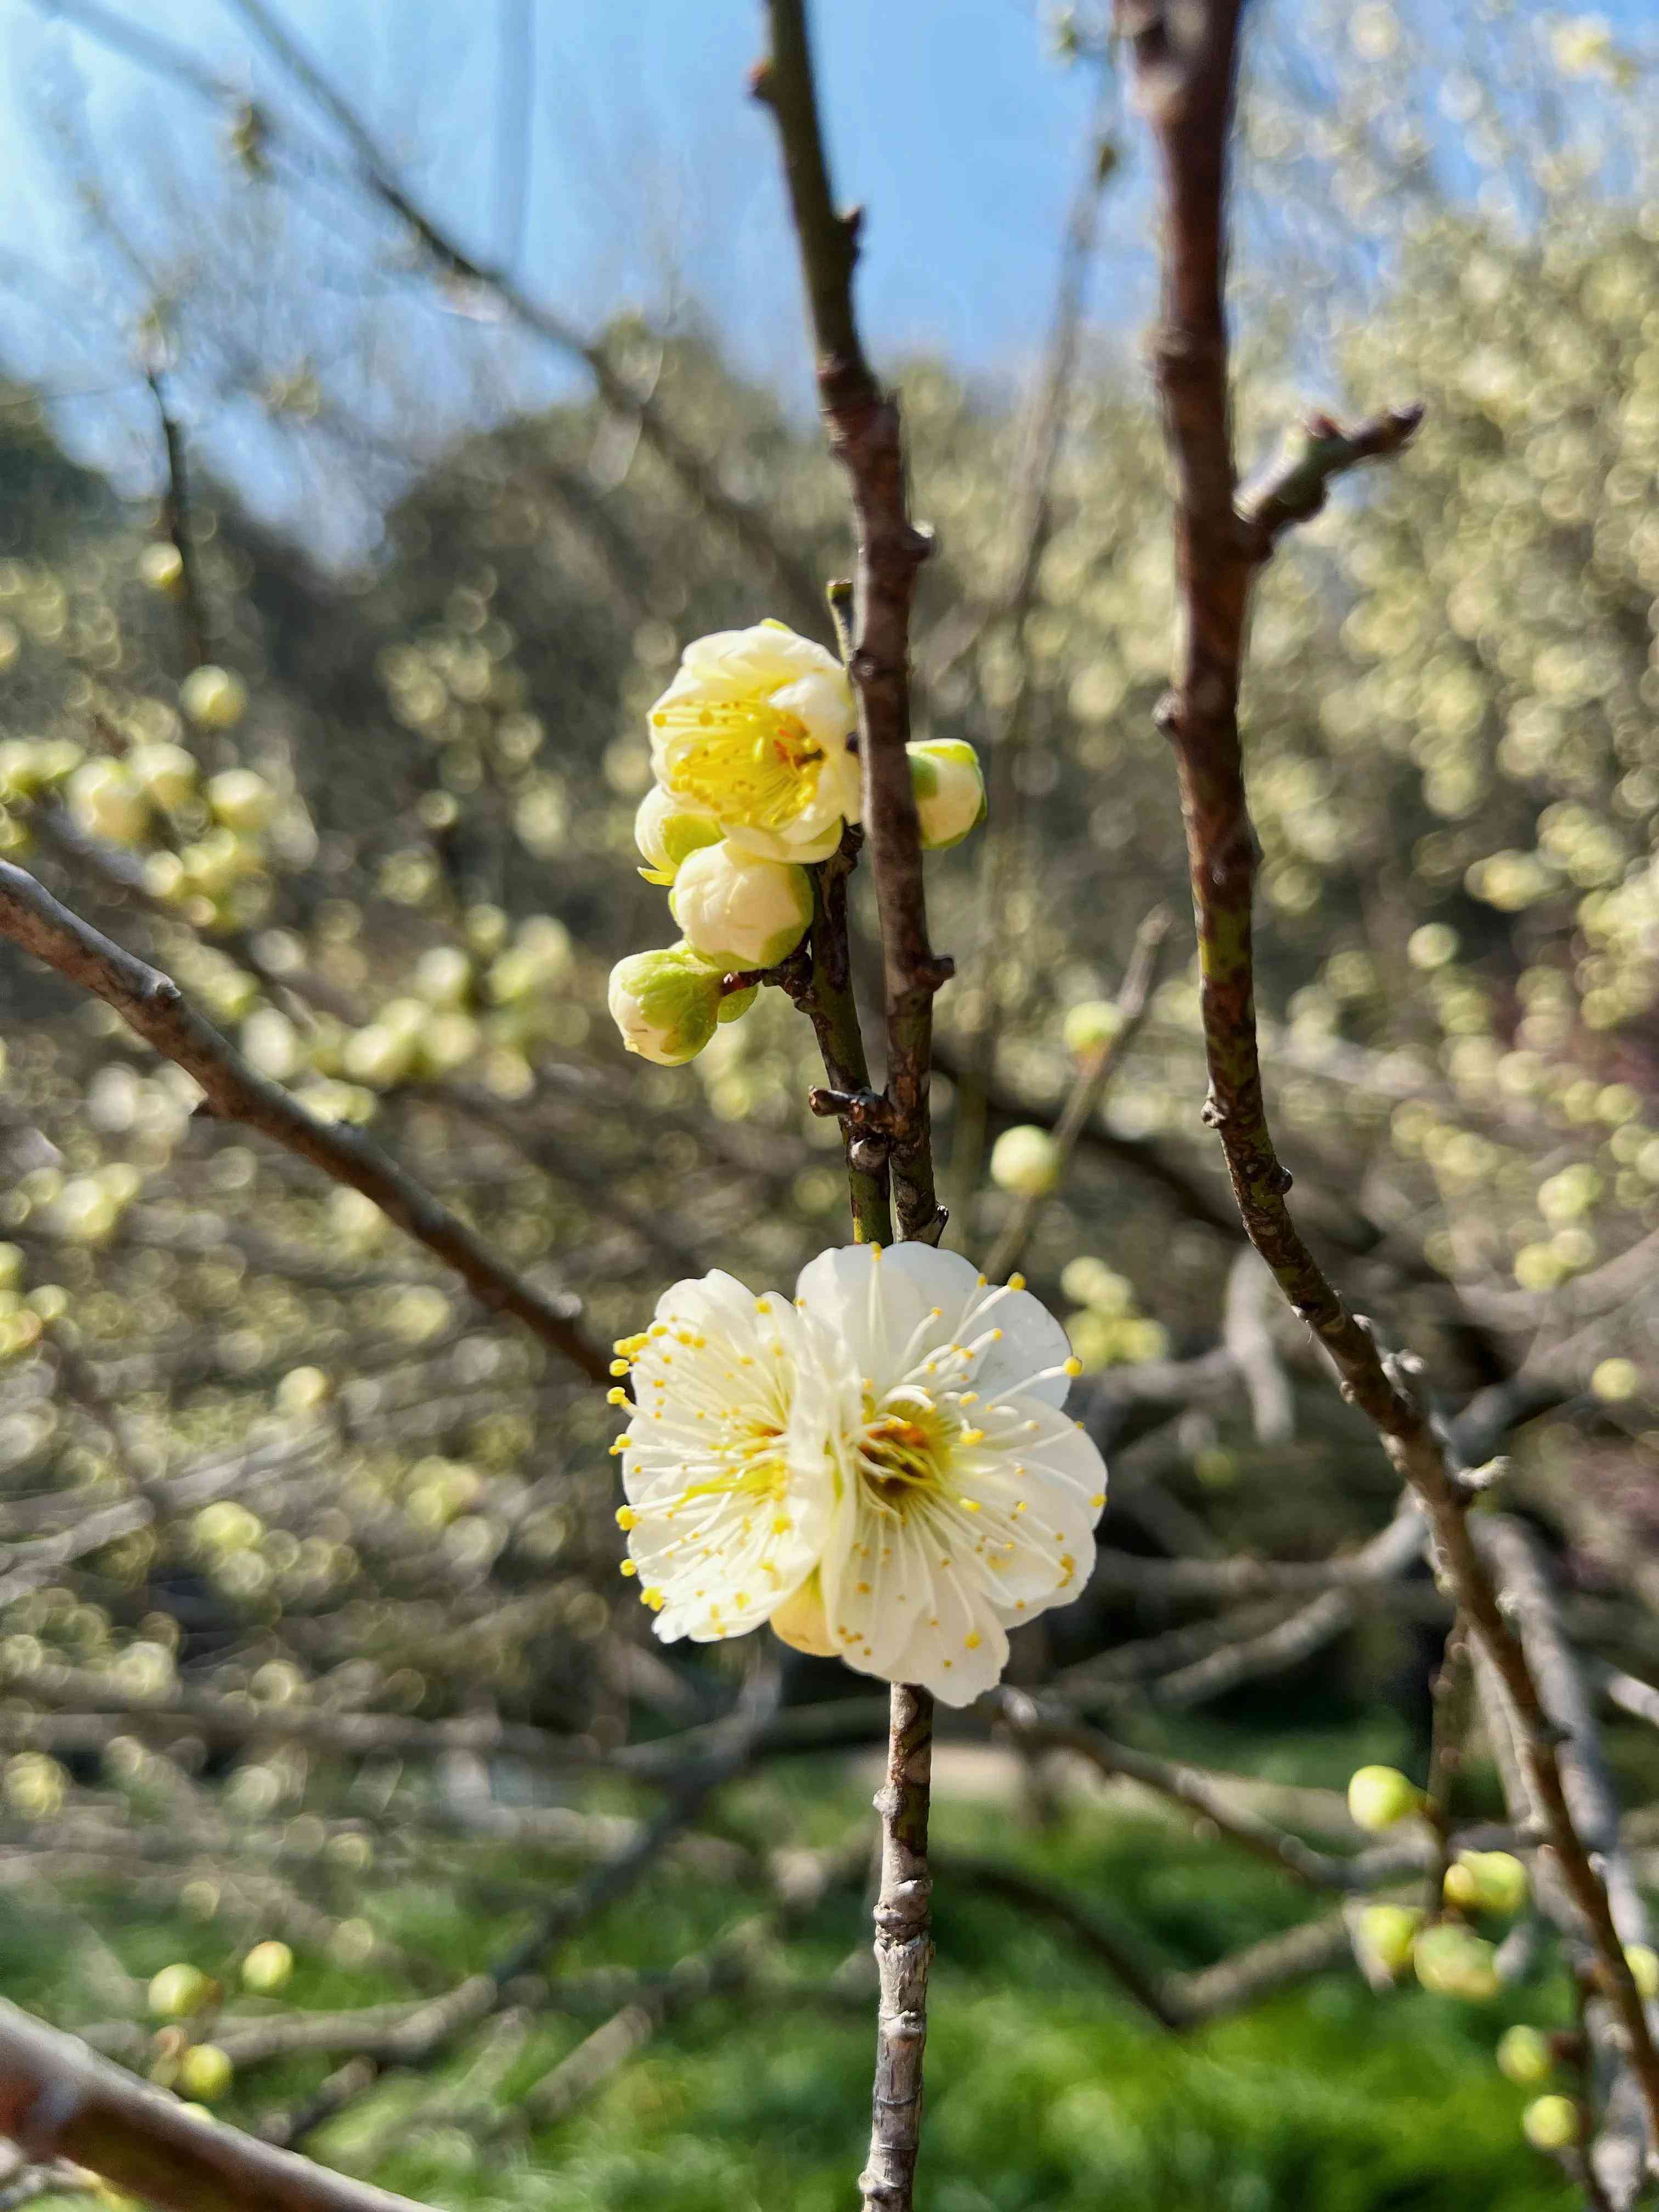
[0,857,609,1383]
[983,905,1168,1280]
[1421,1624,1471,1918]
[145,370,212,670]
[1119,0,1659,2152]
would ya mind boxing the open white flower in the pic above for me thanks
[612,1272,840,1643]
[612,1245,1107,1706]
[647,621,861,864]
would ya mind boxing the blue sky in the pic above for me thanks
[2,0,1126,543]
[1,1,1650,550]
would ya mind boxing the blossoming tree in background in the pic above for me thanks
[0,1,1656,2209]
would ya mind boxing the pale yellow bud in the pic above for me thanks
[1522,2094,1580,2152]
[1346,1764,1424,1832]
[180,665,249,731]
[241,1939,295,1994]
[68,759,149,846]
[129,742,199,809]
[907,738,985,851]
[206,768,277,831]
[1497,2026,1553,2086]
[669,843,812,970]
[1063,999,1123,1057]
[1357,1903,1421,1977]
[989,1125,1060,1198]
[138,541,185,594]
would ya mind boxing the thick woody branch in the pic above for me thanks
[0,859,609,1384]
[1121,0,1659,2152]
[0,2001,426,2212]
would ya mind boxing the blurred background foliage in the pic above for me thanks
[0,0,1656,2204]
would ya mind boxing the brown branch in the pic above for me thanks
[145,370,212,669]
[1119,0,1659,2151]
[0,2000,428,2212]
[0,857,608,1384]
[983,906,1170,1280]
[758,0,943,1246]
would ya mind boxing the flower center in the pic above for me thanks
[656,698,825,830]
[856,1392,955,1514]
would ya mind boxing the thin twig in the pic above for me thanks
[0,857,608,1383]
[144,369,211,669]
[984,906,1169,1279]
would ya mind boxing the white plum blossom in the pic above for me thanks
[669,842,813,971]
[647,620,861,864]
[611,1244,1107,1706]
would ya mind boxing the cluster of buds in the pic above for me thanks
[607,620,984,1065]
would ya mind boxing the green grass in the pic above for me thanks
[4,1758,1577,2212]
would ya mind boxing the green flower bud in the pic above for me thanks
[989,1125,1060,1198]
[635,785,722,885]
[1496,2025,1554,2087]
[607,947,723,1066]
[148,1964,212,2020]
[669,843,812,970]
[1346,1764,1424,1832]
[241,1939,295,1995]
[1063,999,1124,1058]
[1357,1903,1422,1977]
[177,2044,234,2102]
[1413,1923,1500,2002]
[907,738,985,851]
[139,541,185,594]
[1444,1850,1528,1918]
[1521,2094,1580,2152]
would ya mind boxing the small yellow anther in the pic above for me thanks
[964,1631,982,1651]
[606,1387,629,1406]
[1008,1272,1026,1291]
[619,1558,639,1577]
[616,1505,639,1531]
[1063,1355,1082,1377]
[610,1358,631,1376]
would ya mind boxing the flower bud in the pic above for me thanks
[241,1939,295,1995]
[607,947,723,1066]
[907,738,985,851]
[148,1964,212,2020]
[177,2044,234,2102]
[635,786,721,885]
[67,760,149,846]
[413,946,473,1008]
[1413,1923,1499,2001]
[1496,2026,1554,2087]
[1521,2094,1580,2152]
[669,844,812,970]
[206,768,277,832]
[1063,999,1124,1058]
[1443,1850,1528,1918]
[989,1125,1060,1198]
[769,1571,838,1657]
[180,665,248,731]
[1346,1764,1424,1832]
[129,742,199,810]
[1357,1903,1422,1978]
[138,541,185,594]
[1626,1943,1659,1999]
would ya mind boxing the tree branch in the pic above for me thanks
[0,858,609,1383]
[0,2001,428,2212]
[1119,0,1659,2151]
